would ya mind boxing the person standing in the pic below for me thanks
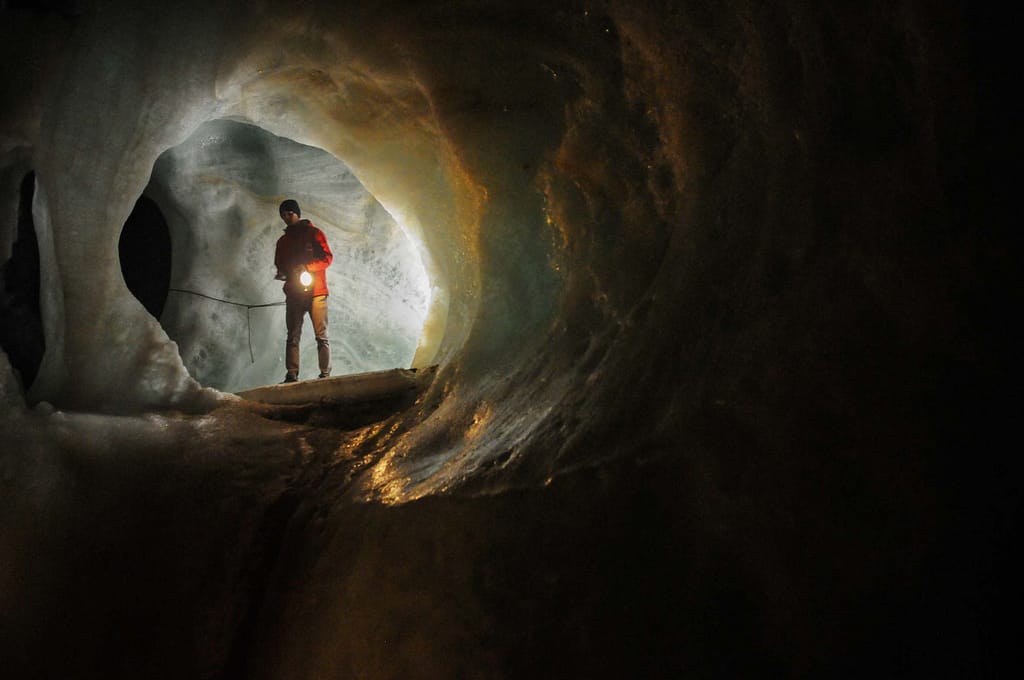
[273,199,333,382]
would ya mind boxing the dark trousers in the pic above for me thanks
[285,294,330,378]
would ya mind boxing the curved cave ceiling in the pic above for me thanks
[0,0,1007,493]
[129,118,432,392]
[0,1,1012,675]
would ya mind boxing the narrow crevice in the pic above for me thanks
[0,171,44,390]
[119,194,172,319]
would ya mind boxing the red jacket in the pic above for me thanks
[274,220,333,297]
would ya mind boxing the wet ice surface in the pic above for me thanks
[0,0,1012,677]
[0,383,696,679]
[0,398,365,678]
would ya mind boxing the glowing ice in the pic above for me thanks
[148,119,431,392]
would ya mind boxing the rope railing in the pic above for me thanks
[167,288,285,363]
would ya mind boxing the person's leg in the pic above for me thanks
[311,294,331,377]
[284,297,305,381]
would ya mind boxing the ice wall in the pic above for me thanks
[146,118,430,391]
[4,0,481,410]
[0,0,1012,677]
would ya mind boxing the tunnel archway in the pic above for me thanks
[142,118,432,393]
[118,194,172,319]
[0,2,1011,678]
[0,171,44,391]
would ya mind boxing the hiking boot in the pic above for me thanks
[318,372,330,379]
[282,373,298,383]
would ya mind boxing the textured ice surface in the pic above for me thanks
[0,0,1011,677]
[148,119,430,392]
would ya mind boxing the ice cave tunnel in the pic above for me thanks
[0,1,1014,678]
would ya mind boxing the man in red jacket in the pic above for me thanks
[274,199,333,382]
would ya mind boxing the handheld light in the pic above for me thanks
[299,271,313,288]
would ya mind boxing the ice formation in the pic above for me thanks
[147,118,431,391]
[0,0,1012,677]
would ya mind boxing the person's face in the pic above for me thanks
[280,210,300,226]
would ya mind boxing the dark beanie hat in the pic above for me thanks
[279,199,301,216]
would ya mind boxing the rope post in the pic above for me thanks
[247,306,255,363]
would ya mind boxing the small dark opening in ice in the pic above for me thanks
[119,194,172,319]
[0,171,44,391]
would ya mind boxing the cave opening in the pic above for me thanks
[140,118,432,393]
[0,171,44,391]
[0,2,1011,677]
[118,194,172,319]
